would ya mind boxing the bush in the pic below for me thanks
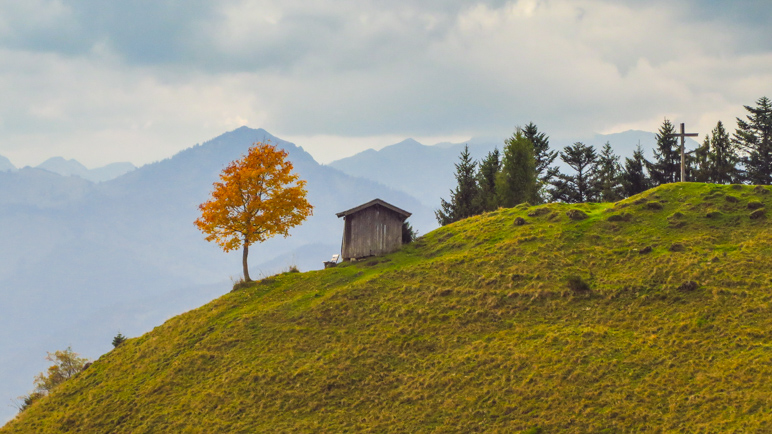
[17,347,88,413]
[566,275,591,292]
[402,221,417,243]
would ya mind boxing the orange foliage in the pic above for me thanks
[194,142,313,259]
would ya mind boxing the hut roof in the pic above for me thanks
[335,199,412,219]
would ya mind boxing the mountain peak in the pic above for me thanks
[37,157,89,177]
[0,154,15,172]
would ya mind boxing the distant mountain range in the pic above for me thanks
[328,130,702,209]
[36,157,137,183]
[0,155,14,172]
[0,155,136,182]
[328,138,499,208]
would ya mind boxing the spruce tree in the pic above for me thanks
[496,130,538,208]
[621,144,651,197]
[692,136,712,183]
[734,96,772,185]
[476,148,500,212]
[708,121,739,184]
[435,145,480,225]
[522,122,558,182]
[550,142,599,203]
[522,123,558,203]
[648,119,680,185]
[594,142,624,202]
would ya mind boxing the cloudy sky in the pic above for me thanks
[0,0,770,168]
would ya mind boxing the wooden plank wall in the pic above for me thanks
[341,205,403,259]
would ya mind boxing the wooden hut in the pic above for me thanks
[336,199,411,260]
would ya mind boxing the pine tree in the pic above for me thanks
[496,130,538,208]
[707,121,739,184]
[522,122,558,202]
[692,136,712,183]
[594,142,624,202]
[550,142,599,203]
[648,119,680,185]
[734,97,772,185]
[621,144,651,197]
[476,148,500,212]
[435,145,480,225]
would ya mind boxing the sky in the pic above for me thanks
[0,0,770,168]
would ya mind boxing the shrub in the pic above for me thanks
[402,221,417,243]
[566,275,591,292]
[16,347,88,413]
[231,277,252,292]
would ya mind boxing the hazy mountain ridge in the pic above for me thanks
[36,157,136,183]
[0,155,14,172]
[329,130,702,209]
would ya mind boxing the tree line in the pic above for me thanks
[436,96,772,225]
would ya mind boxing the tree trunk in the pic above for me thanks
[242,243,251,282]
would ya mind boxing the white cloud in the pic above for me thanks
[0,0,770,167]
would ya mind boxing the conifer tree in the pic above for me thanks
[647,119,680,185]
[621,144,651,197]
[435,145,480,225]
[734,96,772,185]
[496,130,538,208]
[692,136,712,183]
[476,148,500,212]
[550,142,599,203]
[522,122,558,202]
[594,142,624,202]
[707,121,739,184]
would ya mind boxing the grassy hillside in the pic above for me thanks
[5,183,772,432]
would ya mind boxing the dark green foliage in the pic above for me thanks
[734,96,772,185]
[695,121,740,184]
[112,333,127,348]
[15,392,43,413]
[522,122,558,201]
[708,121,740,184]
[692,136,712,183]
[436,145,480,225]
[402,221,417,244]
[595,142,624,202]
[497,130,538,207]
[648,119,680,185]
[476,148,500,212]
[622,144,652,197]
[566,275,590,292]
[550,142,599,203]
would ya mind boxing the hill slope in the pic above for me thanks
[5,183,772,432]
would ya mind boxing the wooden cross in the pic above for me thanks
[669,123,698,182]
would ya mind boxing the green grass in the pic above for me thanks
[5,183,772,432]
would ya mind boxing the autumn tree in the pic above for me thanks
[17,347,88,412]
[195,142,313,282]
